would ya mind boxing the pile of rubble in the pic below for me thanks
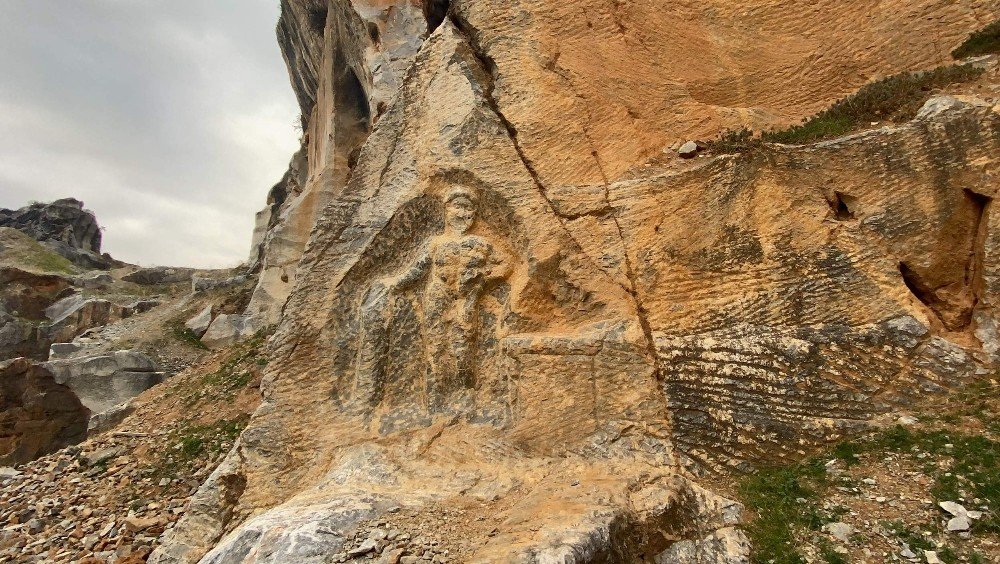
[0,426,229,563]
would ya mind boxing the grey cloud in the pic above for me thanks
[0,0,300,267]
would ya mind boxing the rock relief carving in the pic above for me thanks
[355,185,512,412]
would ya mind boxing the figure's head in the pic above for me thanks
[444,185,478,234]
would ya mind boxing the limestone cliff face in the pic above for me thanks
[158,1,1000,561]
[247,0,427,324]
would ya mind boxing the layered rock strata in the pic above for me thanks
[157,1,1000,561]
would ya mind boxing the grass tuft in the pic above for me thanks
[738,460,828,563]
[169,319,208,350]
[711,63,984,152]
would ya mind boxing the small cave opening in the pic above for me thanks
[307,4,328,33]
[828,191,856,221]
[332,58,372,182]
[898,261,973,331]
[367,21,381,46]
[423,0,450,34]
[963,188,992,241]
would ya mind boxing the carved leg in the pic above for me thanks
[451,321,475,389]
[355,286,391,407]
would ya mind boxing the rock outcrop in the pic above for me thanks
[0,198,116,270]
[43,294,159,348]
[156,1,1000,562]
[44,351,164,416]
[0,267,74,361]
[122,266,195,286]
[0,359,89,466]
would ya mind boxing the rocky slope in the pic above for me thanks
[0,200,261,469]
[142,2,1000,563]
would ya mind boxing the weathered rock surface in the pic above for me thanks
[0,267,74,360]
[0,267,72,321]
[200,314,256,350]
[185,305,216,338]
[0,198,117,269]
[43,294,159,348]
[44,350,164,415]
[0,358,89,465]
[0,198,100,252]
[156,1,1000,562]
[122,266,195,286]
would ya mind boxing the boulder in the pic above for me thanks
[72,272,114,289]
[678,140,700,158]
[192,274,249,293]
[0,311,48,361]
[200,314,256,350]
[185,305,215,338]
[0,358,89,465]
[654,527,751,563]
[48,342,84,360]
[0,267,72,321]
[44,351,164,415]
[87,401,135,434]
[122,266,194,285]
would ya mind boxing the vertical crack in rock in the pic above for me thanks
[307,3,328,33]
[965,187,991,319]
[899,188,991,330]
[333,55,372,181]
[447,10,664,382]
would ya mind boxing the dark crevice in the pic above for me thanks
[899,262,972,331]
[899,262,943,316]
[367,21,381,46]
[447,11,665,385]
[332,49,372,185]
[963,188,991,290]
[555,206,614,221]
[828,191,856,221]
[424,0,450,35]
[307,4,328,33]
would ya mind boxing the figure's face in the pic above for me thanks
[446,196,476,234]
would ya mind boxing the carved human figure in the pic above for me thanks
[355,186,512,410]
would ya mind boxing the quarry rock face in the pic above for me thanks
[44,350,164,415]
[156,1,1000,562]
[0,358,89,466]
[0,267,73,360]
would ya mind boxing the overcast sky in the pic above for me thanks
[0,1,301,268]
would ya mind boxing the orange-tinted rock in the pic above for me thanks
[0,358,89,465]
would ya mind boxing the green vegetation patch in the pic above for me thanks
[711,63,984,152]
[738,377,1000,562]
[0,227,79,275]
[168,318,209,350]
[200,331,268,391]
[149,416,250,484]
[952,19,1000,59]
[179,329,270,406]
[738,460,829,563]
